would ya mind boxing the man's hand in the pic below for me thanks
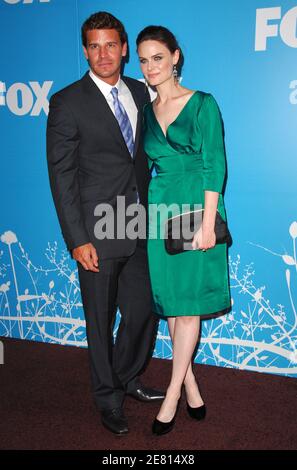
[72,243,99,272]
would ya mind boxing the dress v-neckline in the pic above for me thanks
[150,91,197,139]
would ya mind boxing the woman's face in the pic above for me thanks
[138,40,179,87]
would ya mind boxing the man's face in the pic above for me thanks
[83,29,127,85]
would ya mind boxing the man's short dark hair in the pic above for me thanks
[81,11,127,47]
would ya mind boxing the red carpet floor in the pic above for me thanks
[0,336,296,450]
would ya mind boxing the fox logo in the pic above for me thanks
[255,6,297,51]
[0,81,53,116]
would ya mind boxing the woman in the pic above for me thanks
[136,26,231,435]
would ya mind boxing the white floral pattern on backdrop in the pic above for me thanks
[1,223,296,377]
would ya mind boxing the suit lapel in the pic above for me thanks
[81,73,131,159]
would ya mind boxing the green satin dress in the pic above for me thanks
[143,91,231,317]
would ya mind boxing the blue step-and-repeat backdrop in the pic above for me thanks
[0,0,296,377]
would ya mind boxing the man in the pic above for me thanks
[46,11,164,435]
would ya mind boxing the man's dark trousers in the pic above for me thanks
[78,244,156,410]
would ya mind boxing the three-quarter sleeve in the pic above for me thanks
[198,93,226,193]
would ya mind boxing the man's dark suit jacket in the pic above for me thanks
[46,72,151,259]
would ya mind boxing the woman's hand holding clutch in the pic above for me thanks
[191,225,216,251]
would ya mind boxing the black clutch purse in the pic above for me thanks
[164,209,232,255]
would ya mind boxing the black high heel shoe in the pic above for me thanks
[152,399,180,435]
[152,416,175,435]
[186,402,206,420]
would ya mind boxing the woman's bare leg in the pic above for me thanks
[157,316,201,422]
[167,317,204,408]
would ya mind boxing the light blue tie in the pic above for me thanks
[111,87,134,157]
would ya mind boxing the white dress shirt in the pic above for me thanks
[89,70,138,140]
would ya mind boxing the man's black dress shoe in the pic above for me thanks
[101,407,129,435]
[186,403,206,421]
[127,386,165,402]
